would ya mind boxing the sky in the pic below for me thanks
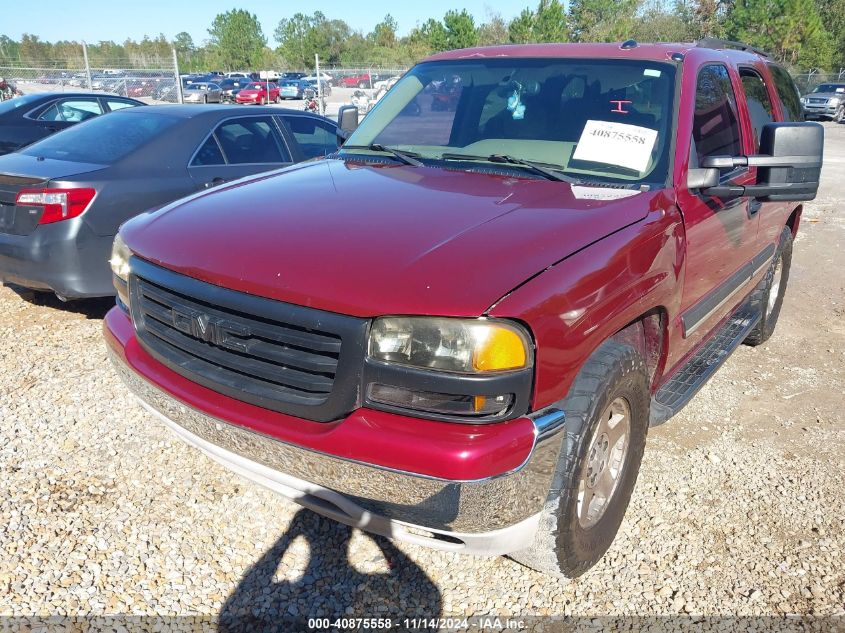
[3,0,529,44]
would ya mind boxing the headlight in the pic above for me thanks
[369,317,531,373]
[365,317,533,422]
[830,96,843,105]
[110,233,131,282]
[110,233,132,308]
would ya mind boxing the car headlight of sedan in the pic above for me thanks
[365,317,534,421]
[110,233,132,308]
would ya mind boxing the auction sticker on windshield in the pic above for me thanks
[572,120,658,173]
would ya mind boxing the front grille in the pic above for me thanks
[129,258,368,422]
[808,98,827,104]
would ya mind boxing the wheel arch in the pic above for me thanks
[786,205,802,236]
[608,307,669,391]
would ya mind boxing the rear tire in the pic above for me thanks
[510,340,650,577]
[744,226,793,346]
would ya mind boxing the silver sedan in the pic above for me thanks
[183,83,222,104]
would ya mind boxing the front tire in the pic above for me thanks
[510,340,650,577]
[260,96,266,105]
[835,105,845,123]
[744,225,793,346]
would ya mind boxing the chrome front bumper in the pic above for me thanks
[109,350,567,555]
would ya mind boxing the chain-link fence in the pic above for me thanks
[0,45,182,103]
[791,70,845,95]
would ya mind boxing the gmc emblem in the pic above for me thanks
[170,307,250,353]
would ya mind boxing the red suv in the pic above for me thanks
[339,73,373,88]
[106,41,822,576]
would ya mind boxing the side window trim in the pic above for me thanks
[270,115,295,162]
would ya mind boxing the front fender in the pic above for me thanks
[488,203,685,410]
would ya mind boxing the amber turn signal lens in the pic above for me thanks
[472,326,528,372]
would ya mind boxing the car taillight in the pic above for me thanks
[16,188,96,225]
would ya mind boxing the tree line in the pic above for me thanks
[1,0,843,73]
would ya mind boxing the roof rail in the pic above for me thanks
[696,38,771,58]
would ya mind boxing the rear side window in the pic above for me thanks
[739,69,775,150]
[212,116,291,165]
[283,116,337,159]
[105,99,138,112]
[692,64,742,172]
[767,65,803,122]
[38,99,103,123]
[21,111,179,164]
[192,136,225,166]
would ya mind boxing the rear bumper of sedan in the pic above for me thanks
[104,306,567,555]
[0,219,114,298]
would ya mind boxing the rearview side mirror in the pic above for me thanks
[337,105,359,144]
[698,122,823,202]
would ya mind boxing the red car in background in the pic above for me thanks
[235,82,281,105]
[338,73,373,88]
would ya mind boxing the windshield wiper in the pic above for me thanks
[342,143,423,167]
[440,153,578,183]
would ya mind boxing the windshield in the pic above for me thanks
[187,83,207,90]
[245,83,265,90]
[813,84,845,93]
[21,110,179,164]
[343,58,676,184]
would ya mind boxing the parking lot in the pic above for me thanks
[14,79,379,119]
[0,121,843,624]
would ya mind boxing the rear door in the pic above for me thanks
[674,62,761,352]
[188,115,293,190]
[736,64,790,253]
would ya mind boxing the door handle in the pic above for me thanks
[748,199,762,216]
[205,177,226,189]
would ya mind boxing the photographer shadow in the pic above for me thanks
[219,509,443,632]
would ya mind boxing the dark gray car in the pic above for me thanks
[0,105,341,299]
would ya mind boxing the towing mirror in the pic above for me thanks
[699,122,823,202]
[337,105,359,143]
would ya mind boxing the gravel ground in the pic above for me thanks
[1,123,843,628]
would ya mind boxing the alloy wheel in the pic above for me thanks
[577,397,631,529]
[767,255,784,316]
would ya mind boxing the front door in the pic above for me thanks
[673,63,762,361]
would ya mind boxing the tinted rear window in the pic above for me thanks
[767,65,803,122]
[21,110,179,164]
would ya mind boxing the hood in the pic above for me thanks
[805,91,845,99]
[122,160,665,317]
